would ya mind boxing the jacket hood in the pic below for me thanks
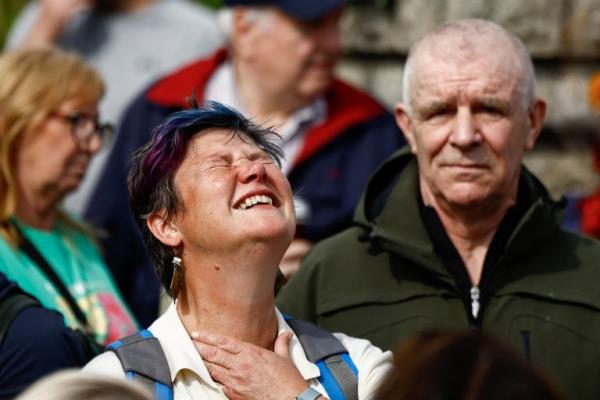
[350,150,600,312]
[355,147,564,233]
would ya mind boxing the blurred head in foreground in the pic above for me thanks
[377,331,565,400]
[16,370,152,400]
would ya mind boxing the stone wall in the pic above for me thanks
[335,0,600,196]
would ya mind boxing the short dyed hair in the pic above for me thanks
[128,101,284,296]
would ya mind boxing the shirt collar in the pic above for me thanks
[204,61,245,114]
[150,303,218,387]
[150,304,321,385]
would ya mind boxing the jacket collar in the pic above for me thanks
[354,150,450,283]
[292,79,386,168]
[355,149,563,251]
[352,150,599,307]
[146,49,229,108]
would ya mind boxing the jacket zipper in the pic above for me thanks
[470,286,481,319]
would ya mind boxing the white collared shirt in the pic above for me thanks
[83,303,392,399]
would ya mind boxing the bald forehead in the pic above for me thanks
[404,19,534,111]
[414,41,521,92]
[423,20,514,49]
[414,24,521,74]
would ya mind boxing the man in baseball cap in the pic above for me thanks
[88,0,404,314]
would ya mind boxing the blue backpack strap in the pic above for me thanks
[285,316,358,400]
[107,329,173,400]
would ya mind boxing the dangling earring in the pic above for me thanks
[170,256,182,300]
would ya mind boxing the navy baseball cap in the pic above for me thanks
[223,0,347,22]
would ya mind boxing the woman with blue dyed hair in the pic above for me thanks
[84,101,392,400]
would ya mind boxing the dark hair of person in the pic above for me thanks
[128,100,283,296]
[377,330,565,400]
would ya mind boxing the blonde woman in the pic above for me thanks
[0,48,137,349]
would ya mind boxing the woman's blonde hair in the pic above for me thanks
[0,48,104,243]
[15,370,153,400]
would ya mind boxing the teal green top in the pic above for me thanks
[0,217,138,345]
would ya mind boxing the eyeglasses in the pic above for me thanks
[52,112,114,149]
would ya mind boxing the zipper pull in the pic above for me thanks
[470,286,480,319]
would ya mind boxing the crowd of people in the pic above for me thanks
[1,0,599,399]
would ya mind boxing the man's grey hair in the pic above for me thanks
[218,6,274,41]
[402,19,536,115]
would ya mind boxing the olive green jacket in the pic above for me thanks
[277,149,600,399]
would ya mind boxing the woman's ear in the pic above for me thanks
[147,212,182,247]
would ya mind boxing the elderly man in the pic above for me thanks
[83,102,392,400]
[86,0,404,321]
[277,19,600,399]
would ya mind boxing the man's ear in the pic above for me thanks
[231,8,257,59]
[524,97,547,151]
[395,103,418,154]
[147,212,182,248]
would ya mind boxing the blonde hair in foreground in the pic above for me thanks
[0,48,104,244]
[15,370,153,400]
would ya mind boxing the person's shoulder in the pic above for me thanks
[156,0,219,25]
[326,79,385,117]
[304,226,372,266]
[560,227,600,246]
[328,78,382,106]
[6,305,79,352]
[144,49,225,109]
[332,331,393,398]
[550,227,600,266]
[312,226,366,251]
[0,305,86,397]
[159,0,215,16]
[283,226,381,296]
[4,1,40,49]
[150,0,223,52]
[506,226,600,309]
[333,331,392,360]
[83,351,125,378]
[323,78,402,142]
[279,226,378,302]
